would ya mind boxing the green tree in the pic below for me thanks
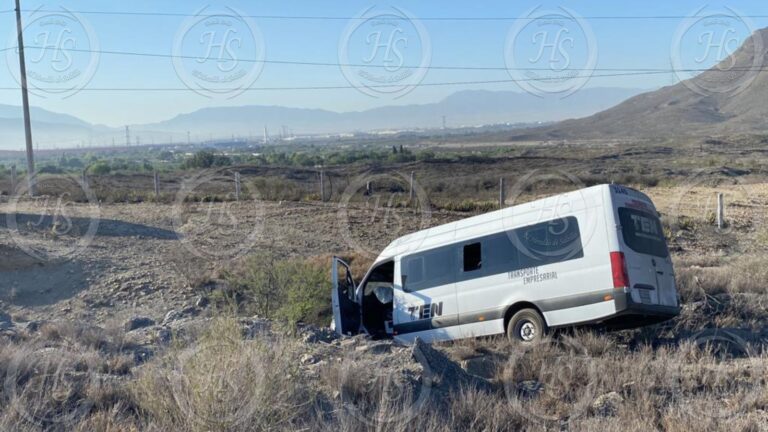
[89,161,111,175]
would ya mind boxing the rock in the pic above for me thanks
[156,327,172,345]
[242,318,271,339]
[460,356,499,380]
[300,325,337,344]
[195,296,209,308]
[181,306,199,316]
[355,341,392,354]
[412,337,496,395]
[124,316,156,332]
[300,354,317,365]
[162,310,182,325]
[132,346,154,364]
[18,320,42,333]
[591,391,623,417]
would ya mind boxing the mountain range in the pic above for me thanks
[512,27,768,140]
[4,28,768,150]
[0,87,643,150]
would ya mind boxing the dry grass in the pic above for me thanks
[2,251,768,431]
[1,316,767,431]
[676,255,768,300]
[131,318,311,432]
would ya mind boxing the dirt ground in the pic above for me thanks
[0,198,456,326]
[2,179,768,431]
[1,180,766,328]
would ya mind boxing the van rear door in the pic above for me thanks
[331,257,361,336]
[616,207,678,307]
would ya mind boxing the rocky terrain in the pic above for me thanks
[1,181,768,431]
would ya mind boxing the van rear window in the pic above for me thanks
[618,208,668,258]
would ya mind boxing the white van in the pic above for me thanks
[332,184,680,344]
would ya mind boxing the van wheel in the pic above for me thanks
[507,309,548,343]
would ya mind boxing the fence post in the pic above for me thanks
[499,177,505,209]
[10,165,16,193]
[153,171,160,199]
[366,181,372,196]
[409,171,414,203]
[716,192,724,229]
[82,168,88,190]
[319,169,325,202]
[234,172,241,201]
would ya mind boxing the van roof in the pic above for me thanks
[376,183,640,262]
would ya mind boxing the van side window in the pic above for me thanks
[463,242,482,272]
[402,216,582,291]
[516,217,583,268]
[402,245,456,292]
[406,256,424,284]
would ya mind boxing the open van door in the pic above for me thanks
[331,257,361,336]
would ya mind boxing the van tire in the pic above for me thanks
[507,309,547,343]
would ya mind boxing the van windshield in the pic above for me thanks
[618,207,669,258]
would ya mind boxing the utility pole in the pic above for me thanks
[263,126,268,144]
[15,0,36,196]
[125,125,130,147]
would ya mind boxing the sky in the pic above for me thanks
[0,0,766,127]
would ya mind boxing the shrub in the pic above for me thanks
[222,254,331,326]
[132,318,310,432]
[88,162,111,175]
[183,151,232,169]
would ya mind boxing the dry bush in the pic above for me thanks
[676,255,768,302]
[132,318,312,432]
[0,343,117,430]
[248,177,307,201]
[221,253,331,325]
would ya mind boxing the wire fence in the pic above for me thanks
[0,165,514,212]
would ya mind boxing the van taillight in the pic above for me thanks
[610,252,629,289]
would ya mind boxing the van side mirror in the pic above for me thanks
[400,274,408,291]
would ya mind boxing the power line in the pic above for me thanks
[13,45,768,74]
[3,69,768,92]
[11,8,768,21]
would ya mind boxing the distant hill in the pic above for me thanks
[0,88,644,149]
[141,87,644,137]
[512,28,768,140]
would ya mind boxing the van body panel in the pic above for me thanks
[334,184,680,342]
[607,185,679,309]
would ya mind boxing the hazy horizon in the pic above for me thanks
[1,0,766,128]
